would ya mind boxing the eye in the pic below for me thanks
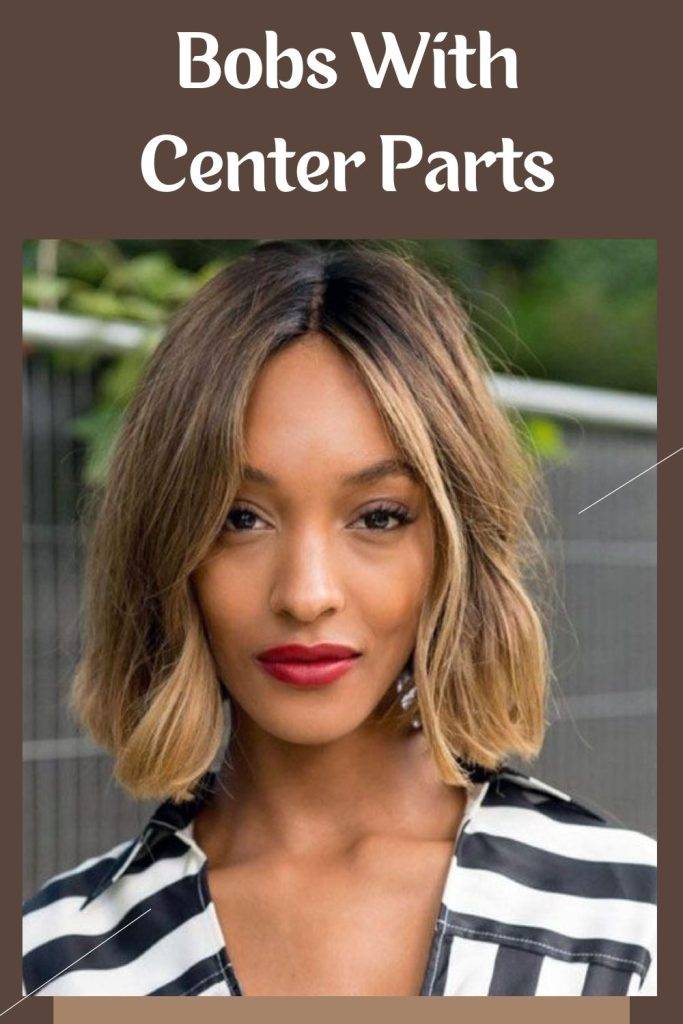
[223,504,271,532]
[350,503,413,531]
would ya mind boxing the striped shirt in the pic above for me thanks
[22,766,657,997]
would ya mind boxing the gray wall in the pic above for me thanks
[22,352,657,899]
[531,425,656,835]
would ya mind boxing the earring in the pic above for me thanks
[395,666,421,730]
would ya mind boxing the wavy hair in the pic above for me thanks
[70,241,550,801]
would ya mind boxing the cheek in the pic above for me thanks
[355,532,434,636]
[193,556,264,655]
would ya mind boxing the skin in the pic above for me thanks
[191,332,467,996]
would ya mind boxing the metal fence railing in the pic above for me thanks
[22,310,657,898]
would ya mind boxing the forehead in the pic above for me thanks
[243,333,398,472]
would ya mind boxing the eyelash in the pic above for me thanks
[223,502,414,534]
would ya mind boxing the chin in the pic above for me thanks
[247,706,375,747]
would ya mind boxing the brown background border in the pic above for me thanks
[3,1,675,1021]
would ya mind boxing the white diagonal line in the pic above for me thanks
[1,907,151,1015]
[578,446,682,514]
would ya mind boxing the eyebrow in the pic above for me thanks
[241,457,417,487]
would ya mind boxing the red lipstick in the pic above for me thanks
[255,643,361,688]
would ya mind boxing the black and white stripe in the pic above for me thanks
[22,767,656,997]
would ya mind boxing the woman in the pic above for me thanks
[22,242,656,997]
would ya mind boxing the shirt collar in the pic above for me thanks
[80,769,220,911]
[79,759,500,911]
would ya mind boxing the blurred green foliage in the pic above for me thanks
[68,333,160,487]
[22,239,655,483]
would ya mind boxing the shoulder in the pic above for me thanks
[22,821,217,997]
[22,837,140,995]
[454,768,657,994]
[477,768,657,871]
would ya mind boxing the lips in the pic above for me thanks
[255,643,361,688]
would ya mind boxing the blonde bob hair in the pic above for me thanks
[71,241,549,801]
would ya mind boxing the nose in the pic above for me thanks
[269,528,345,623]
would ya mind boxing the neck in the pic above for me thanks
[196,709,464,863]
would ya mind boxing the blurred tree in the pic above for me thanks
[413,239,656,393]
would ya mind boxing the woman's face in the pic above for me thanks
[192,332,435,746]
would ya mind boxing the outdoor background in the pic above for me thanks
[22,239,657,898]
